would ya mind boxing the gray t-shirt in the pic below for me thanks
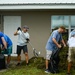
[17,30,30,46]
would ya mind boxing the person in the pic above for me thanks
[0,32,12,67]
[14,26,30,66]
[69,29,75,39]
[67,33,75,75]
[45,26,66,73]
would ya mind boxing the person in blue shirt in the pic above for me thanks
[45,26,66,73]
[0,32,12,66]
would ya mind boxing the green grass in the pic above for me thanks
[0,57,75,75]
[1,65,75,75]
[0,65,67,75]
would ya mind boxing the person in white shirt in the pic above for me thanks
[67,33,75,75]
[69,29,75,39]
[14,26,30,66]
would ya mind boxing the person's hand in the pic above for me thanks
[58,44,62,48]
[1,47,5,50]
[26,38,30,43]
[17,27,21,31]
[64,44,66,47]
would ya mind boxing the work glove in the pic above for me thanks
[17,27,21,31]
[26,38,30,43]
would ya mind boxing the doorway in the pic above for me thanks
[4,16,21,55]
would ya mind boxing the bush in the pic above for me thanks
[59,46,68,70]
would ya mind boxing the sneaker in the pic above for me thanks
[67,73,71,75]
[45,69,50,73]
[16,63,20,66]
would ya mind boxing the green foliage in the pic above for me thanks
[59,47,68,70]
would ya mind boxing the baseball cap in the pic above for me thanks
[23,25,29,30]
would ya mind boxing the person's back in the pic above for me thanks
[4,34,12,47]
[0,32,12,48]
[68,36,75,47]
[46,30,62,51]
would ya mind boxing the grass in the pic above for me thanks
[0,57,75,75]
[0,66,66,75]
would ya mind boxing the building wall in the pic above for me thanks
[0,9,75,60]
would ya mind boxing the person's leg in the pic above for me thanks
[23,45,29,65]
[45,50,52,73]
[67,47,73,75]
[67,62,72,74]
[46,59,49,70]
[6,46,12,65]
[16,45,22,65]
[17,54,21,63]
[7,55,11,64]
[6,55,11,68]
[25,53,29,64]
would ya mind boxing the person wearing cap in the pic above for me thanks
[45,26,66,73]
[14,26,30,66]
[67,33,75,75]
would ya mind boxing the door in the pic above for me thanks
[4,16,21,55]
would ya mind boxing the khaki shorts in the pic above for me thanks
[46,50,52,60]
[68,47,75,62]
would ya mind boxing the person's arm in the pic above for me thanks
[26,33,30,42]
[14,30,18,36]
[1,37,7,49]
[52,38,61,48]
[61,39,66,47]
[14,27,21,36]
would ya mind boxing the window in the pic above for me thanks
[51,16,69,29]
[71,16,75,28]
[51,15,75,40]
[51,15,75,30]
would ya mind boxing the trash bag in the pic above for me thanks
[48,47,62,73]
[0,54,6,70]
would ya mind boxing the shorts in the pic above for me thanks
[17,45,28,55]
[68,47,75,62]
[46,50,52,60]
[1,45,12,55]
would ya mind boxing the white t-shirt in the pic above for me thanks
[69,30,75,39]
[68,37,75,47]
[17,30,30,46]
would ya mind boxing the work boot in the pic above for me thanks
[16,63,20,66]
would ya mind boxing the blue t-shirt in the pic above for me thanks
[0,32,12,48]
[46,30,62,51]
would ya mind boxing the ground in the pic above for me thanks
[0,57,75,75]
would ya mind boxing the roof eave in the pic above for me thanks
[0,4,75,10]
